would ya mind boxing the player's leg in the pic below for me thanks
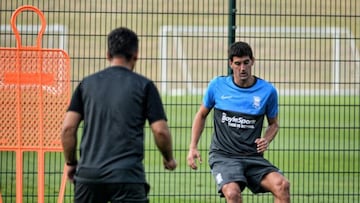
[222,182,242,203]
[209,154,247,203]
[245,157,290,202]
[74,182,108,203]
[110,183,149,203]
[260,172,290,203]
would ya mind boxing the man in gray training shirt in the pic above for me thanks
[61,27,177,203]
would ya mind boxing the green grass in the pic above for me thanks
[145,95,360,203]
[1,96,359,202]
[1,0,359,202]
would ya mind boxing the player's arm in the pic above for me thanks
[146,82,176,170]
[256,115,279,153]
[61,83,83,182]
[151,119,177,170]
[61,111,81,164]
[187,104,210,170]
[264,115,279,143]
[61,111,82,182]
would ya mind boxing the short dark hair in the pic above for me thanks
[107,27,139,61]
[228,41,254,61]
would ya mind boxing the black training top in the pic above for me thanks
[68,66,167,184]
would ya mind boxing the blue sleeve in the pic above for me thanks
[266,86,278,119]
[202,77,217,109]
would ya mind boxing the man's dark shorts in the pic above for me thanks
[74,182,150,203]
[209,153,282,196]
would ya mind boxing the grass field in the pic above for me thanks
[2,95,358,203]
[144,95,360,203]
[1,0,359,202]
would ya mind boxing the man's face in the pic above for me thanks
[229,56,254,82]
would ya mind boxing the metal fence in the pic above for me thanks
[0,0,359,202]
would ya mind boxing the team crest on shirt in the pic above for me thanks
[253,96,261,109]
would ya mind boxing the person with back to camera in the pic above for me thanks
[61,27,177,203]
[187,41,290,203]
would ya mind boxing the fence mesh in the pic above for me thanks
[0,0,359,203]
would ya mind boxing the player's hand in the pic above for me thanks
[255,137,269,153]
[187,148,202,170]
[66,165,77,183]
[163,158,177,170]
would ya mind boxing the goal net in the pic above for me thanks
[159,26,359,96]
[0,24,67,50]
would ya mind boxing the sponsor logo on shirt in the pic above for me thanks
[221,112,256,129]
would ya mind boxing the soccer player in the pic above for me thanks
[187,41,290,203]
[61,27,177,203]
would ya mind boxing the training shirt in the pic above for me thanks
[203,75,278,157]
[68,66,167,183]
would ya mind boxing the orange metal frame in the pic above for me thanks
[0,5,71,203]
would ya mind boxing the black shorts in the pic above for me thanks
[74,182,150,203]
[209,153,282,195]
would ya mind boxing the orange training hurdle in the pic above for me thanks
[0,5,71,203]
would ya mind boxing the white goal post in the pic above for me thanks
[0,24,68,50]
[159,25,360,96]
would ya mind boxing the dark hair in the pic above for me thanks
[107,27,139,61]
[228,41,254,61]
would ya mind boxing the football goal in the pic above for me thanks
[0,24,67,50]
[159,25,359,96]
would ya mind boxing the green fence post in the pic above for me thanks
[228,0,236,75]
